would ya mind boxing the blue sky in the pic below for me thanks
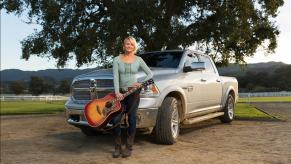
[1,2,291,71]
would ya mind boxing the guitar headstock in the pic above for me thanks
[141,78,154,87]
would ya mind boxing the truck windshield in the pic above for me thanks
[138,51,183,68]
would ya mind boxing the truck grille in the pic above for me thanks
[96,79,114,87]
[73,90,91,100]
[72,80,90,88]
[72,79,114,101]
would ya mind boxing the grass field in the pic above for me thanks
[0,100,274,120]
[0,101,66,115]
[239,96,291,103]
[235,103,274,119]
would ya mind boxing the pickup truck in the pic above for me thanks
[65,50,238,144]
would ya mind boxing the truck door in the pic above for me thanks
[199,56,223,108]
[182,54,205,113]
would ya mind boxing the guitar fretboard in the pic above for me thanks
[110,79,153,104]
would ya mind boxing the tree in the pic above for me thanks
[58,79,71,95]
[29,76,45,95]
[1,0,284,67]
[42,76,56,94]
[9,80,25,95]
[273,65,291,91]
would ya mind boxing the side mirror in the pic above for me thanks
[183,62,206,72]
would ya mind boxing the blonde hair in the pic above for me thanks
[123,36,138,54]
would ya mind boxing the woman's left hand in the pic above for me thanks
[132,82,142,88]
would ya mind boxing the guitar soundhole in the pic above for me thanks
[105,102,112,108]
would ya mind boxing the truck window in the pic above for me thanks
[139,51,183,68]
[200,56,216,73]
[184,54,199,67]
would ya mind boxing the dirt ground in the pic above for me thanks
[1,103,291,164]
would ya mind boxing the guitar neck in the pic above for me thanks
[111,86,141,104]
[111,79,154,103]
[122,87,140,97]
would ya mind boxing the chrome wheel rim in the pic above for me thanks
[228,98,234,119]
[171,100,179,139]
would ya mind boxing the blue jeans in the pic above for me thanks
[111,88,141,136]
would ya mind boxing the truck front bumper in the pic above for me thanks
[65,97,159,129]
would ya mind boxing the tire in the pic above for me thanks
[155,97,180,145]
[80,127,102,136]
[220,94,235,123]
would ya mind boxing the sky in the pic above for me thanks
[1,2,291,71]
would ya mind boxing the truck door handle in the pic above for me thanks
[182,86,193,89]
[187,86,193,89]
[200,78,207,82]
[182,86,193,91]
[216,79,221,82]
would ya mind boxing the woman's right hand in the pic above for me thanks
[116,93,124,101]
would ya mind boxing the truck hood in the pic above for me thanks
[74,67,178,81]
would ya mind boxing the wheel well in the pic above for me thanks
[166,92,185,121]
[229,90,235,101]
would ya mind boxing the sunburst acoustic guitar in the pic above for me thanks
[84,79,155,128]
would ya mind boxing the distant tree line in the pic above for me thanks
[1,65,291,95]
[235,65,291,92]
[0,76,71,95]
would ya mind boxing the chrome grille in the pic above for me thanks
[72,79,114,101]
[96,79,114,87]
[73,90,91,100]
[72,80,90,88]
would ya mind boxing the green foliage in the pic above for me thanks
[9,80,25,95]
[236,65,291,92]
[1,0,284,67]
[58,79,71,94]
[29,76,45,95]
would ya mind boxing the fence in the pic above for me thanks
[0,95,69,101]
[1,92,291,101]
[239,92,291,98]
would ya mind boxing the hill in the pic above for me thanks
[0,62,289,82]
[217,62,287,76]
[0,68,95,82]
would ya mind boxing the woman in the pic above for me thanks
[111,36,153,158]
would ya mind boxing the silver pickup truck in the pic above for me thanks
[65,50,238,144]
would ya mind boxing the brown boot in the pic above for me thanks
[126,132,135,151]
[121,145,131,158]
[112,136,121,158]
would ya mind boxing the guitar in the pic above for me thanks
[84,79,155,128]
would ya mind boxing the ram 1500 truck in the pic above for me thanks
[65,50,238,144]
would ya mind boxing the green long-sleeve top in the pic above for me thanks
[113,55,153,94]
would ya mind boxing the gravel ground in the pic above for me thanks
[1,103,291,164]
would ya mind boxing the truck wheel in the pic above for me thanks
[155,97,179,145]
[220,94,235,123]
[80,127,101,136]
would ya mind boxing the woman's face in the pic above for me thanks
[123,39,135,53]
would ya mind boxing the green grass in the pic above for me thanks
[239,96,291,103]
[0,100,276,120]
[0,101,66,115]
[235,103,274,119]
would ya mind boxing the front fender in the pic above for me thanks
[222,86,237,108]
[155,86,187,118]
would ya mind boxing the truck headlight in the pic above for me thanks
[140,84,160,97]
